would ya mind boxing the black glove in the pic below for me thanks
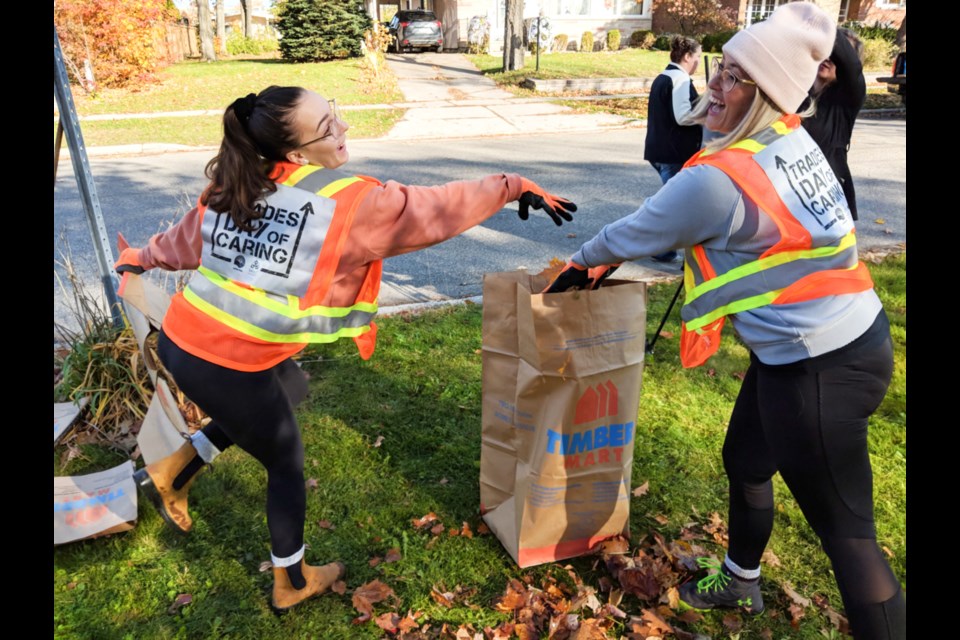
[518,178,577,226]
[543,261,621,293]
[588,263,620,289]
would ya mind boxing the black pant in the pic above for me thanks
[158,331,307,559]
[723,311,905,639]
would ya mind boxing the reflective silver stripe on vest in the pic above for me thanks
[680,244,858,322]
[186,273,376,341]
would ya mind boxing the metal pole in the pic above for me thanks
[53,24,123,328]
[645,278,684,354]
[535,15,541,72]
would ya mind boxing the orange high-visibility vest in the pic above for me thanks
[162,163,382,372]
[678,115,875,368]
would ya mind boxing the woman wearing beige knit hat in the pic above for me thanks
[545,2,905,637]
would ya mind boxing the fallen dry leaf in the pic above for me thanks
[430,523,445,536]
[722,613,743,632]
[732,371,746,380]
[883,546,894,559]
[494,579,529,612]
[331,580,347,595]
[318,520,335,530]
[782,582,811,609]
[412,512,438,529]
[597,535,631,556]
[385,548,402,563]
[654,514,670,525]
[448,527,460,537]
[566,233,577,238]
[788,603,806,626]
[677,609,704,624]
[477,522,490,535]
[484,622,515,639]
[258,560,273,572]
[167,593,192,614]
[761,549,781,567]
[460,522,474,538]
[352,579,396,622]
[618,567,661,601]
[439,477,449,485]
[305,478,318,490]
[659,330,674,339]
[375,611,400,633]
[572,617,611,639]
[874,218,886,225]
[665,586,680,609]
[369,556,382,567]
[373,435,385,448]
[398,610,421,632]
[430,587,456,609]
[632,481,650,498]
[884,228,893,234]
[812,594,850,634]
[759,628,774,640]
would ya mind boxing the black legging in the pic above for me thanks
[158,330,306,559]
[722,311,905,639]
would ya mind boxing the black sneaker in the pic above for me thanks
[678,558,764,615]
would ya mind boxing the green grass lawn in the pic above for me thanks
[69,59,404,116]
[62,108,405,147]
[54,253,906,640]
[467,49,673,85]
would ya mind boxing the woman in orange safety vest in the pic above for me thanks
[545,4,904,638]
[114,85,575,612]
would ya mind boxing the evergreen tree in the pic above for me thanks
[277,0,372,61]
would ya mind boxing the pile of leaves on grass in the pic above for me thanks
[336,509,852,639]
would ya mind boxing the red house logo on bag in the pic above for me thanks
[575,381,618,424]
[546,381,633,467]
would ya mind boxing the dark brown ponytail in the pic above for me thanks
[201,86,305,231]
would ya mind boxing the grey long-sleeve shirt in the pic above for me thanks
[572,164,882,365]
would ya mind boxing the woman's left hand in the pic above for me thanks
[518,178,577,226]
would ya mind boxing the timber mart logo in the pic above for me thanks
[575,381,618,424]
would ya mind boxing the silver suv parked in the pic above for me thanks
[388,10,443,53]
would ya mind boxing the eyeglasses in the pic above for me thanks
[711,58,757,92]
[297,99,345,148]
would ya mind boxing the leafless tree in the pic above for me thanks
[197,0,217,61]
[502,0,524,71]
[240,0,253,38]
[216,0,227,56]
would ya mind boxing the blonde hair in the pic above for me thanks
[689,88,815,154]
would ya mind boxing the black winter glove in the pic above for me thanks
[518,178,577,226]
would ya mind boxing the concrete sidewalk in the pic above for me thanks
[382,52,639,139]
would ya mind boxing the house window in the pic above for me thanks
[744,0,786,26]
[838,0,849,21]
[547,0,648,16]
[876,0,906,7]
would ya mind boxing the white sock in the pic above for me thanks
[271,545,305,568]
[190,432,221,464]
[724,555,761,580]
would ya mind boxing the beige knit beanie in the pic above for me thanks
[722,1,836,113]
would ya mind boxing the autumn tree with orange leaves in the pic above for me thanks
[657,0,736,36]
[54,0,180,91]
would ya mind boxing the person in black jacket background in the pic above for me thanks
[644,35,702,262]
[802,28,866,220]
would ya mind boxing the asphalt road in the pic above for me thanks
[53,121,906,335]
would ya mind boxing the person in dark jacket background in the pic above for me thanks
[802,28,866,220]
[644,35,702,262]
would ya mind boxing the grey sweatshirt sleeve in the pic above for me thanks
[572,164,744,267]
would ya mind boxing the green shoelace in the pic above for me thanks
[694,557,732,593]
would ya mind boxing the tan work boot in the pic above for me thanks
[133,441,204,534]
[272,560,346,612]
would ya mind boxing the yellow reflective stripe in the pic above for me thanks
[686,289,782,331]
[728,138,766,153]
[317,176,361,198]
[196,265,377,318]
[183,287,371,344]
[281,164,322,187]
[771,119,792,135]
[686,231,858,305]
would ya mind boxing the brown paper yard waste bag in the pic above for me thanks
[480,270,646,567]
